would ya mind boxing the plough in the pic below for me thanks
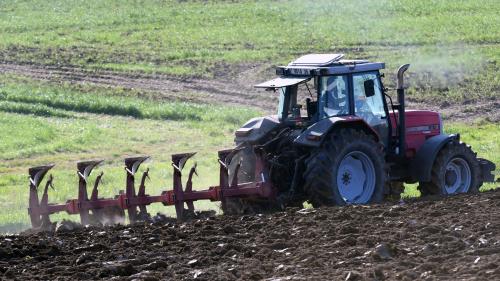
[28,149,276,228]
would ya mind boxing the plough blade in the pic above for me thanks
[125,156,151,223]
[29,164,55,187]
[28,164,55,228]
[77,160,104,225]
[171,152,197,220]
[27,149,277,228]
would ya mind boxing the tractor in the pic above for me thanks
[222,53,496,213]
[26,54,496,227]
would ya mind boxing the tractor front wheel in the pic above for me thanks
[418,141,481,196]
[303,129,387,207]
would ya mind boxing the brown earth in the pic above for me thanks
[1,190,500,281]
[1,62,498,122]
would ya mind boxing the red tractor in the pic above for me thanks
[27,54,496,227]
[223,53,496,212]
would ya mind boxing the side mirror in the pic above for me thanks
[363,79,376,97]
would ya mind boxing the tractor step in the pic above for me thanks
[27,149,276,228]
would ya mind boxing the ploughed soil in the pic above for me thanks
[1,190,500,281]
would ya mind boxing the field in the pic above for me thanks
[0,0,499,279]
[2,190,500,280]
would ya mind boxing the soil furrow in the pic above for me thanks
[1,190,499,280]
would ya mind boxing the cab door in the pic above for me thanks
[351,71,389,147]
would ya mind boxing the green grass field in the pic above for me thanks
[0,0,499,74]
[0,0,498,233]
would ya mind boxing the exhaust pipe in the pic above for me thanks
[397,64,410,157]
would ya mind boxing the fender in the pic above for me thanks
[410,133,459,182]
[234,116,280,144]
[294,116,380,147]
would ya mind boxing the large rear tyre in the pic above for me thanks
[303,129,387,207]
[418,141,481,196]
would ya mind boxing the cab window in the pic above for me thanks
[276,86,297,121]
[352,72,386,120]
[352,71,389,145]
[319,75,349,118]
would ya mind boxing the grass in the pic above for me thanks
[0,77,255,122]
[0,0,498,108]
[0,0,498,75]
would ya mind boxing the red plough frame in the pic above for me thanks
[28,149,276,228]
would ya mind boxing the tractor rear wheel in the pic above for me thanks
[418,141,481,196]
[303,129,387,207]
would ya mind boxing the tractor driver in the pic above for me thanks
[321,75,349,117]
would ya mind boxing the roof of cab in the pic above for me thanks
[288,54,345,66]
[254,54,385,88]
[279,53,384,76]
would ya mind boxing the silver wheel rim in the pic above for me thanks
[336,151,376,204]
[444,157,471,194]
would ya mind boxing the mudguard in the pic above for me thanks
[234,116,280,144]
[294,116,379,147]
[410,134,459,182]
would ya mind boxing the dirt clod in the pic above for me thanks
[55,220,82,233]
[100,260,137,277]
[75,252,91,265]
[345,271,362,281]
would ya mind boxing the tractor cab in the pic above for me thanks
[255,54,390,146]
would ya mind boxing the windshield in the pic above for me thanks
[277,87,286,119]
[276,82,315,121]
[319,75,349,118]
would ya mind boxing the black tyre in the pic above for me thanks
[418,141,481,196]
[303,129,387,207]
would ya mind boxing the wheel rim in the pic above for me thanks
[335,151,376,204]
[444,157,471,194]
